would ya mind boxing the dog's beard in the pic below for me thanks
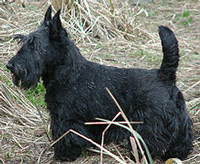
[7,59,44,89]
[11,72,21,87]
[10,69,39,89]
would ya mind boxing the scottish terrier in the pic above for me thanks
[6,6,193,162]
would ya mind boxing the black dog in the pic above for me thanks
[6,6,193,162]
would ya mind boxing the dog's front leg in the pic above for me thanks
[50,116,92,161]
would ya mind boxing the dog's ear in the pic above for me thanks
[44,5,52,23]
[51,9,62,34]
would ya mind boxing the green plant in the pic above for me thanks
[189,103,200,111]
[8,147,15,159]
[81,151,89,158]
[175,11,194,26]
[24,82,46,109]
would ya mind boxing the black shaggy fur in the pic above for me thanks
[6,6,193,162]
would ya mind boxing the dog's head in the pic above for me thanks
[6,6,68,89]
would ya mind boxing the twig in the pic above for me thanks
[105,87,152,164]
[183,81,200,94]
[50,129,126,164]
[85,121,143,125]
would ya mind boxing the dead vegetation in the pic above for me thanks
[0,0,199,163]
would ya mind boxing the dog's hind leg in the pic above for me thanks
[161,92,193,160]
[161,116,193,160]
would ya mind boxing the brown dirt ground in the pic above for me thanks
[0,0,199,164]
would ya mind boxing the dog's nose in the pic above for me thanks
[6,63,13,70]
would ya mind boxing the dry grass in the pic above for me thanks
[0,0,200,163]
[0,69,53,163]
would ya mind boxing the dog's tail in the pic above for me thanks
[158,26,179,82]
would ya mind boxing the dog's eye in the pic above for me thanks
[28,36,35,49]
[29,42,34,49]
